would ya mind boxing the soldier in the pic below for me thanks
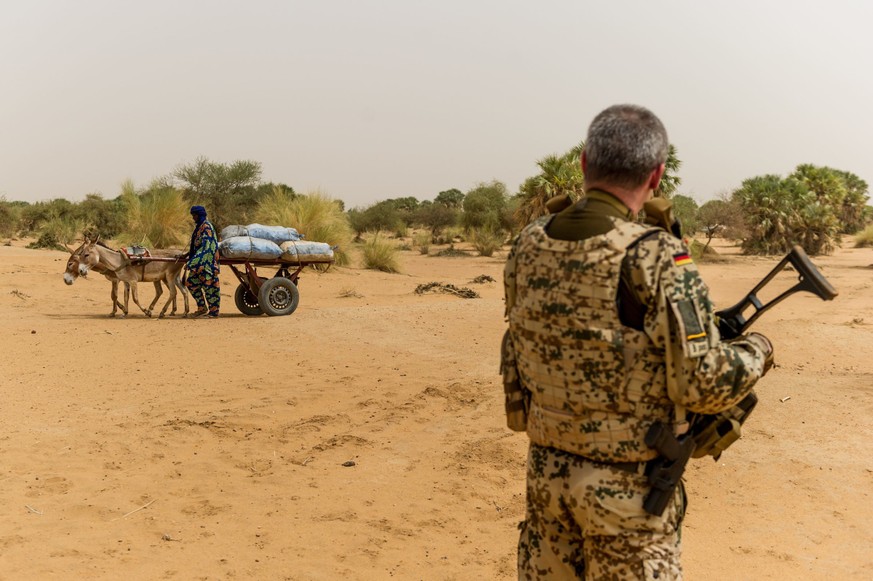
[185,205,221,318]
[503,104,774,580]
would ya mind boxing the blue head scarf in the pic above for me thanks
[190,205,207,223]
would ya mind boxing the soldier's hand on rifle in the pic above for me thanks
[745,332,775,374]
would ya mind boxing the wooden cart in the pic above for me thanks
[221,257,332,316]
[128,254,334,316]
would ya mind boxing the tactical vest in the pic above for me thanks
[508,217,674,462]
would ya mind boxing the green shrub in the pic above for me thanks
[346,208,368,241]
[347,201,403,239]
[855,224,873,248]
[413,202,458,239]
[27,232,66,251]
[362,233,400,272]
[76,193,126,239]
[0,197,21,237]
[28,222,84,250]
[671,194,700,236]
[734,164,870,256]
[19,198,74,234]
[172,157,262,230]
[734,174,839,255]
[462,181,511,233]
[469,228,504,257]
[698,198,747,245]
[255,189,353,266]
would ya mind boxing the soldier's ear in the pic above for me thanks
[648,163,666,192]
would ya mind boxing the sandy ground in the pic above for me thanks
[0,235,871,581]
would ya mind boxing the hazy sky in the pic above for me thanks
[2,1,872,208]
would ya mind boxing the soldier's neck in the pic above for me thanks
[584,182,651,214]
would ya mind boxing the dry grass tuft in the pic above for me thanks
[361,233,401,273]
[256,189,353,266]
[412,231,431,255]
[469,228,505,257]
[855,224,873,248]
[117,180,189,248]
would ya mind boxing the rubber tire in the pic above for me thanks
[234,282,264,316]
[257,277,300,316]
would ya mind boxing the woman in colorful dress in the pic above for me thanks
[185,205,221,318]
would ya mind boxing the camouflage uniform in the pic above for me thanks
[186,219,221,316]
[504,190,770,580]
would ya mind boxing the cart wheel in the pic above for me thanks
[234,281,264,316]
[258,277,300,316]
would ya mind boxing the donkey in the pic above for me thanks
[64,235,189,318]
[64,242,182,317]
[65,242,137,317]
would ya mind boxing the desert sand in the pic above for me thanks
[0,236,871,580]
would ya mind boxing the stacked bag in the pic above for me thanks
[278,240,334,262]
[218,224,334,263]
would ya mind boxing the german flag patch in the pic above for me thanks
[673,252,693,266]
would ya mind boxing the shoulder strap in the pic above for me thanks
[615,222,663,331]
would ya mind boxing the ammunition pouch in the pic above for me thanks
[689,391,758,460]
[501,330,529,432]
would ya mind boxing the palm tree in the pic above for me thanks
[735,172,842,256]
[655,144,682,198]
[513,142,585,228]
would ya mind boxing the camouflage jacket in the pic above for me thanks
[504,213,769,462]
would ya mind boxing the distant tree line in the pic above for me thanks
[2,151,870,259]
[0,157,297,251]
[668,164,871,256]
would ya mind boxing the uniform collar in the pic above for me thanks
[585,189,635,221]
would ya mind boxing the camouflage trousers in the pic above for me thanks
[518,443,685,581]
[185,271,220,316]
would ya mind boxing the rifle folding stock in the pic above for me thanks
[716,245,838,339]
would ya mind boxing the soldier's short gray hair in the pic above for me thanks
[584,104,669,189]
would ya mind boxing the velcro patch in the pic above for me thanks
[673,252,693,266]
[672,299,708,358]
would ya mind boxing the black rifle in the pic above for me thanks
[643,245,838,516]
[714,245,838,340]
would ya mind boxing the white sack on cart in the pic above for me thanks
[279,241,334,263]
[220,224,302,244]
[219,236,283,260]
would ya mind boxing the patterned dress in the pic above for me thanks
[185,220,221,316]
